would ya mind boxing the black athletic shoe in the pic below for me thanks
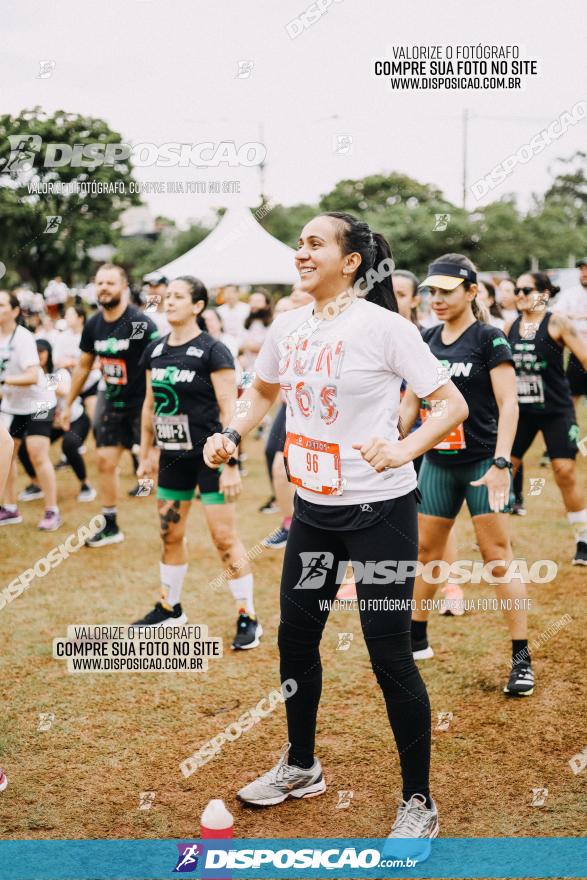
[572,541,587,565]
[504,663,534,696]
[127,483,142,497]
[232,612,263,650]
[412,637,434,660]
[86,523,125,547]
[55,457,71,471]
[133,602,187,627]
[18,483,44,502]
[510,501,527,516]
[259,496,278,514]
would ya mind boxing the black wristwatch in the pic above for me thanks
[492,457,513,470]
[222,427,241,447]
[226,457,239,467]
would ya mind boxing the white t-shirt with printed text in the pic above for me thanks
[254,298,447,505]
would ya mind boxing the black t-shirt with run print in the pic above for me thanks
[141,331,235,454]
[80,305,159,410]
[421,321,514,466]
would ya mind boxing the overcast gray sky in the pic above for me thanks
[4,0,585,225]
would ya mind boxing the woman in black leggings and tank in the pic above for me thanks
[506,272,587,565]
[204,212,467,842]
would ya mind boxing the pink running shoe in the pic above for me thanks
[0,507,22,526]
[39,509,61,531]
[0,768,7,791]
[439,583,465,616]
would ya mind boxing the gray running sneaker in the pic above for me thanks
[384,794,439,861]
[237,743,326,806]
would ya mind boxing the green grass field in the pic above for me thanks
[0,410,586,841]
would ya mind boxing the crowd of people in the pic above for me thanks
[1,218,587,846]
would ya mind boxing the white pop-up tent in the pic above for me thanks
[155,207,298,287]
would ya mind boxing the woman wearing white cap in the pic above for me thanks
[401,254,533,698]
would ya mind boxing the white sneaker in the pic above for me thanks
[237,743,326,806]
[77,486,97,502]
[384,794,439,861]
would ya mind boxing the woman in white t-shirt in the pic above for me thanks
[204,212,467,845]
[18,339,96,504]
[53,305,101,423]
[0,291,60,530]
[239,289,273,372]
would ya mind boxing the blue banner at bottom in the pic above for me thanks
[0,838,585,879]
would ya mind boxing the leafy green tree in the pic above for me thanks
[0,107,139,289]
[115,222,210,282]
[318,173,473,276]
[468,199,530,276]
[260,202,317,248]
[522,152,587,269]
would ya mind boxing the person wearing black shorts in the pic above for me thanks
[205,213,467,846]
[134,276,261,649]
[62,264,158,547]
[401,254,533,697]
[18,339,96,503]
[0,291,60,530]
[553,257,587,407]
[507,272,587,565]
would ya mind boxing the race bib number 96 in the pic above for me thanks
[284,432,342,495]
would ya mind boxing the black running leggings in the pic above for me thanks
[278,490,431,801]
[18,412,90,483]
[265,403,287,484]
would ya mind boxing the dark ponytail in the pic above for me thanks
[528,272,560,297]
[322,212,398,312]
[36,338,54,374]
[175,275,208,330]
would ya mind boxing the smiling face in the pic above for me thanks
[295,216,361,300]
[164,280,204,326]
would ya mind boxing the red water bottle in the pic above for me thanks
[201,799,233,879]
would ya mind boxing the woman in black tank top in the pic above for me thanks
[506,273,587,565]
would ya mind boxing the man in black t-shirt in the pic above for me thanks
[63,263,158,547]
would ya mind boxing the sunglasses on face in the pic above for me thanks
[514,286,536,296]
